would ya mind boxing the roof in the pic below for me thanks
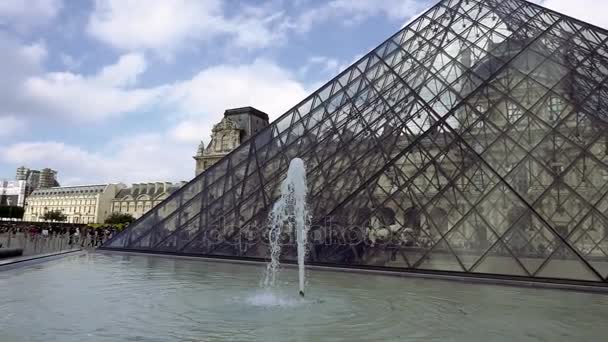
[224,106,269,121]
[114,183,183,200]
[31,184,108,196]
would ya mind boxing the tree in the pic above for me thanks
[105,212,135,225]
[43,210,67,222]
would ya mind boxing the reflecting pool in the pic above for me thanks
[1,253,608,341]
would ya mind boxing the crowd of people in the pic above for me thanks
[0,222,120,249]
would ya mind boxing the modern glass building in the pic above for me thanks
[103,0,608,288]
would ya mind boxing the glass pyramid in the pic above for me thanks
[103,0,608,285]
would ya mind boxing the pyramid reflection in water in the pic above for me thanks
[103,0,608,286]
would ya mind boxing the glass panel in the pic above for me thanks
[471,240,530,276]
[535,243,601,281]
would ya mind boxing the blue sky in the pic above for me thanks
[0,0,604,186]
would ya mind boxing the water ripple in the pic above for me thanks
[1,252,607,341]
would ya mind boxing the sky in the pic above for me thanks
[0,0,606,186]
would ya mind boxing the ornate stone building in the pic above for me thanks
[24,183,125,224]
[111,182,185,219]
[194,118,241,176]
[194,107,269,176]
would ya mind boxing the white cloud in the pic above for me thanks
[23,74,164,121]
[0,34,47,119]
[59,53,83,70]
[308,56,341,74]
[0,57,311,184]
[88,0,222,54]
[291,0,429,33]
[0,116,25,138]
[539,0,608,29]
[170,59,307,117]
[22,52,166,121]
[2,142,95,170]
[1,135,194,185]
[226,6,290,50]
[86,0,434,57]
[95,52,147,87]
[328,0,430,20]
[0,0,63,30]
[0,34,164,122]
[20,41,48,65]
[168,119,212,145]
[166,58,313,145]
[0,30,308,133]
[87,0,288,56]
[167,59,309,143]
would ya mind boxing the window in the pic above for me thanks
[221,134,231,151]
[507,102,523,122]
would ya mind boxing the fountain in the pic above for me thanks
[263,158,309,297]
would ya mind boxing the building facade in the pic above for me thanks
[15,166,60,192]
[24,183,125,224]
[15,166,28,181]
[39,168,60,189]
[194,107,270,176]
[111,182,185,219]
[224,106,270,140]
[0,180,27,207]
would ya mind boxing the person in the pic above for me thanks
[68,227,74,245]
[74,227,80,245]
[80,229,86,247]
[95,230,101,246]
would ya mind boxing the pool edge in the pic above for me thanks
[0,249,84,270]
[96,248,608,294]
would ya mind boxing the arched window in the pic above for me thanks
[221,134,231,151]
